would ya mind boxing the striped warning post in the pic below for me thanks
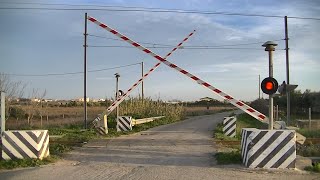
[117,116,132,132]
[93,115,108,135]
[241,128,296,169]
[2,130,50,160]
[87,15,268,123]
[223,116,236,137]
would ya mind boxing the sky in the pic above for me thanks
[0,0,319,102]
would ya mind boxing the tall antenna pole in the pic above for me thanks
[84,13,88,129]
[285,16,290,125]
[141,62,144,101]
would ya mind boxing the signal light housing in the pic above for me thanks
[261,77,278,95]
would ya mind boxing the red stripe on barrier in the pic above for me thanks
[121,36,129,40]
[181,70,188,74]
[214,89,221,93]
[247,108,255,113]
[258,115,266,119]
[100,24,107,28]
[225,95,233,100]
[155,55,165,61]
[143,49,151,53]
[110,30,118,34]
[170,64,177,68]
[132,43,140,47]
[203,83,210,87]
[236,101,244,106]
[88,17,96,22]
[191,76,199,80]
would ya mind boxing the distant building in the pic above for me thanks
[31,98,41,102]
[77,97,90,102]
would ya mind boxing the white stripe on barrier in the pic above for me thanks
[87,15,268,123]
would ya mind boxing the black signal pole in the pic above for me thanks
[284,16,291,126]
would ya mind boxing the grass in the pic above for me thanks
[214,150,242,165]
[0,156,58,169]
[304,162,320,173]
[297,129,320,138]
[297,144,320,157]
[213,113,265,141]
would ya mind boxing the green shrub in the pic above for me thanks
[214,151,242,164]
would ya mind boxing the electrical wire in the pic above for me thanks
[3,62,141,77]
[89,34,284,48]
[88,45,284,50]
[0,2,319,20]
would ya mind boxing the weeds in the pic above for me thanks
[214,151,242,165]
[304,162,320,173]
[297,129,320,138]
[0,156,58,169]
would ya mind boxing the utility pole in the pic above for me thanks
[1,91,5,133]
[262,41,278,130]
[83,12,88,129]
[115,73,120,122]
[141,62,144,101]
[259,75,261,99]
[284,16,291,126]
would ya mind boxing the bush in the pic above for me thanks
[9,106,25,120]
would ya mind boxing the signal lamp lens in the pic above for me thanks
[265,82,273,90]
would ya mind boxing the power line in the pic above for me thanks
[0,3,319,20]
[88,34,172,47]
[89,34,284,48]
[88,45,282,50]
[3,62,141,77]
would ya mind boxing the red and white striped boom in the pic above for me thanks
[88,15,268,123]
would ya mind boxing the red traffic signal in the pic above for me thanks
[261,77,278,95]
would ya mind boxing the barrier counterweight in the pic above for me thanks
[2,130,50,160]
[241,128,296,169]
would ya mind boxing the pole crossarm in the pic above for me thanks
[88,15,268,124]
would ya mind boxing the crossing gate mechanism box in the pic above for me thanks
[241,128,296,169]
[223,116,236,137]
[2,130,50,160]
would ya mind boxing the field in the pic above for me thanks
[6,99,234,129]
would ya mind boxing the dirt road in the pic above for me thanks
[0,111,318,180]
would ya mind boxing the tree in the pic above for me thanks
[0,73,27,120]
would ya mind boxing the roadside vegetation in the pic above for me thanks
[214,151,242,165]
[304,162,320,173]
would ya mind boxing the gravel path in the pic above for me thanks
[0,111,318,180]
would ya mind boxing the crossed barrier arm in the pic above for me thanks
[88,15,268,123]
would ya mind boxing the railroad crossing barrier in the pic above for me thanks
[88,15,268,126]
[116,116,165,132]
[87,15,306,145]
[241,128,296,169]
[223,116,236,138]
[132,116,164,126]
[2,130,50,160]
